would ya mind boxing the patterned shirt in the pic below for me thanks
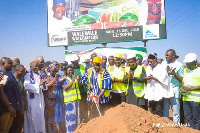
[80,68,112,104]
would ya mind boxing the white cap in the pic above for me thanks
[183,53,198,63]
[127,54,135,60]
[70,54,80,62]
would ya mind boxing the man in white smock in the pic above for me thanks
[24,61,47,133]
[145,53,173,117]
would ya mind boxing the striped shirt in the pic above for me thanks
[80,68,112,104]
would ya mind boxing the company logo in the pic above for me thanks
[143,25,159,39]
[145,28,158,38]
[51,34,67,44]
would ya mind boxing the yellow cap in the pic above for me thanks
[114,53,122,59]
[93,57,102,63]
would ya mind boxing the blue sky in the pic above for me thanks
[0,0,200,68]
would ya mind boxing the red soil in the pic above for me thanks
[75,103,199,133]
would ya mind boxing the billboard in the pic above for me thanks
[47,0,166,46]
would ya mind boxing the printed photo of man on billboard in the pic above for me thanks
[48,0,73,33]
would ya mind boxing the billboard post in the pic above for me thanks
[102,43,107,47]
[142,40,148,47]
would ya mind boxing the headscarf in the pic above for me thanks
[47,64,56,72]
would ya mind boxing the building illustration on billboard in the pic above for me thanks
[47,0,166,46]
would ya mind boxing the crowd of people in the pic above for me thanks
[0,49,200,133]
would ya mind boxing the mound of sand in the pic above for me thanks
[75,103,199,133]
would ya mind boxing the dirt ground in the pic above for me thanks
[75,103,199,133]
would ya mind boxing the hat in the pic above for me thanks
[84,59,90,63]
[183,53,198,63]
[70,54,79,62]
[114,53,122,59]
[136,54,143,60]
[93,57,102,63]
[53,0,66,5]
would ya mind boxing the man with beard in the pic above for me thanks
[126,55,147,110]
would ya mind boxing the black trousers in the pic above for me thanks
[180,95,185,124]
[80,93,89,123]
[149,99,164,117]
[110,92,126,107]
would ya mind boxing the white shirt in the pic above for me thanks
[48,16,73,33]
[144,64,172,101]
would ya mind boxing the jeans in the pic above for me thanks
[183,101,200,130]
[163,97,180,123]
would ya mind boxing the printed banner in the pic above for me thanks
[47,0,166,46]
[65,46,147,63]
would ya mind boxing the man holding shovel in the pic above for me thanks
[80,57,112,119]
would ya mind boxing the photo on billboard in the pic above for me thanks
[47,0,166,46]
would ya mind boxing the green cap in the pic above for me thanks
[136,54,143,60]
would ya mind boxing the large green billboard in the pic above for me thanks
[47,0,166,46]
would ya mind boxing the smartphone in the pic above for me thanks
[172,68,176,72]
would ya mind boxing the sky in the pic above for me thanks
[0,0,200,68]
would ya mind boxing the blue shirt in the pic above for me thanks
[80,68,112,104]
[0,70,23,113]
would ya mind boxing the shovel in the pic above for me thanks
[89,93,102,116]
